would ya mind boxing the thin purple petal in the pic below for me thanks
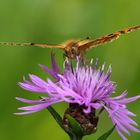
[16,97,42,104]
[51,52,60,74]
[39,64,59,80]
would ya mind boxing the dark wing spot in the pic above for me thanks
[120,30,126,34]
[108,33,114,36]
[86,36,91,39]
[30,43,35,45]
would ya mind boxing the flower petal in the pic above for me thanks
[29,74,48,88]
[16,97,42,104]
[19,82,47,93]
[16,98,63,114]
[51,52,60,74]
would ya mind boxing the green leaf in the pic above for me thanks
[97,125,116,140]
[67,115,84,138]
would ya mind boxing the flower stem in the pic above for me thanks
[70,135,83,140]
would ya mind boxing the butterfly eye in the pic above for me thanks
[71,46,78,53]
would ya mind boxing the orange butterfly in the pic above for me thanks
[0,25,140,59]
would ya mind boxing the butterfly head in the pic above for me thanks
[64,40,81,59]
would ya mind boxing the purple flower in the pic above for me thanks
[15,54,140,140]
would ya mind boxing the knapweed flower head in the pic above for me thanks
[16,53,140,140]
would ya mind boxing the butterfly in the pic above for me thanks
[0,25,140,59]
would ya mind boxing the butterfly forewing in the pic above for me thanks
[0,25,140,59]
[0,42,64,49]
[78,25,140,52]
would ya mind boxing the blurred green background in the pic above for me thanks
[0,0,140,140]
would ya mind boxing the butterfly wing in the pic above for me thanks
[0,42,64,49]
[78,25,140,52]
